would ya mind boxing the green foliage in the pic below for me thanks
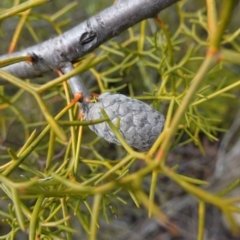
[0,0,240,239]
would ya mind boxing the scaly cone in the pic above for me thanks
[83,92,165,151]
[61,63,165,151]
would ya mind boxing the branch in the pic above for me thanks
[60,62,91,99]
[0,0,179,79]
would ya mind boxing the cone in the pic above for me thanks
[84,92,165,151]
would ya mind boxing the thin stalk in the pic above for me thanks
[0,0,48,21]
[206,0,218,45]
[192,79,240,106]
[60,198,72,240]
[211,0,238,50]
[89,194,102,240]
[74,118,84,174]
[2,98,79,176]
[29,195,45,240]
[156,55,214,163]
[8,9,31,53]
[197,201,205,240]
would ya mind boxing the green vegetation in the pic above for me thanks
[0,0,240,239]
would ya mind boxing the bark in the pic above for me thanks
[0,0,179,80]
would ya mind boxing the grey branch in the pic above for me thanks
[0,0,175,150]
[0,0,178,80]
[60,62,92,99]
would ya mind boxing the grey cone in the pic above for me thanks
[84,92,165,151]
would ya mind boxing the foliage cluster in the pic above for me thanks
[0,0,240,239]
